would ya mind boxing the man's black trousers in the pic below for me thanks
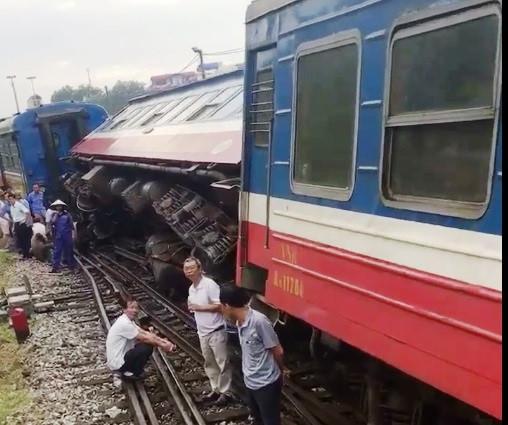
[246,376,282,425]
[14,222,32,258]
[119,343,153,377]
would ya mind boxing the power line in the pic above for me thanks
[177,55,199,73]
[203,48,244,56]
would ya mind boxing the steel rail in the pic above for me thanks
[96,251,195,328]
[152,350,197,425]
[157,350,208,425]
[113,245,149,265]
[75,256,150,425]
[93,249,343,425]
[88,252,204,362]
[80,252,211,425]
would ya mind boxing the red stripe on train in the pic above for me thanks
[238,221,502,419]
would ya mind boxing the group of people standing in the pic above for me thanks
[0,183,76,273]
[106,256,285,425]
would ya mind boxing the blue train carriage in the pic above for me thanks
[239,0,501,422]
[0,102,108,201]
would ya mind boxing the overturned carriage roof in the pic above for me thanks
[72,69,244,165]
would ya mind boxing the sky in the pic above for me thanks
[0,0,250,117]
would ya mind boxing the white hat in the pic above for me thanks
[49,199,67,209]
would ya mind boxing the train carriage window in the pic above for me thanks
[134,103,167,127]
[292,32,360,199]
[125,105,156,128]
[188,86,242,121]
[161,95,200,124]
[107,106,144,131]
[187,104,219,121]
[382,7,501,217]
[212,89,243,119]
[142,100,179,126]
[0,133,21,173]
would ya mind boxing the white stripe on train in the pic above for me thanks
[243,192,502,292]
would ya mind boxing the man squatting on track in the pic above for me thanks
[220,284,286,425]
[106,295,176,386]
[183,256,233,405]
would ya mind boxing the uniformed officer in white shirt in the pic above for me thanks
[184,257,233,405]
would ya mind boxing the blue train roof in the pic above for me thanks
[0,101,108,134]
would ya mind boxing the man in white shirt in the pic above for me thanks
[45,208,56,238]
[184,257,233,405]
[106,295,176,385]
[7,193,32,259]
[31,216,46,241]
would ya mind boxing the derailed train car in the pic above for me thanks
[0,102,107,198]
[66,70,243,295]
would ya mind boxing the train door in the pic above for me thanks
[36,109,88,202]
[237,46,277,291]
[246,47,276,248]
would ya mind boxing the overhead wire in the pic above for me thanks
[177,55,199,73]
[203,48,244,56]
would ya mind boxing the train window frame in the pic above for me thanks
[209,86,243,119]
[290,30,362,201]
[108,106,145,131]
[188,85,243,121]
[125,105,157,128]
[379,2,502,219]
[134,103,169,127]
[0,132,21,173]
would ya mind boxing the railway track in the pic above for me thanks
[75,246,359,425]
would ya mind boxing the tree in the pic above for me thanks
[51,84,103,103]
[50,80,146,114]
[102,81,146,114]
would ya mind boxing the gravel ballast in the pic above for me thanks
[3,257,133,425]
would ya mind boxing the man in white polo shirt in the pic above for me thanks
[106,295,176,386]
[184,257,233,405]
[7,193,32,259]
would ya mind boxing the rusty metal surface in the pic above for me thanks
[153,185,237,265]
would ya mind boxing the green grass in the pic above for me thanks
[0,251,30,424]
[0,251,14,293]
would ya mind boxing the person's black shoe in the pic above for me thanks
[49,268,59,273]
[202,391,219,402]
[215,393,232,406]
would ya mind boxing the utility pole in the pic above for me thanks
[86,68,92,100]
[192,47,206,80]
[6,75,20,113]
[86,68,92,87]
[26,76,37,95]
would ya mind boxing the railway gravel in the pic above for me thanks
[2,258,133,425]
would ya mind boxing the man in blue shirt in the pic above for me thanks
[27,183,46,222]
[49,199,75,273]
[220,285,285,425]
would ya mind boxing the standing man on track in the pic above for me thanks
[27,183,46,222]
[7,193,32,259]
[49,199,75,273]
[220,284,286,425]
[183,256,233,405]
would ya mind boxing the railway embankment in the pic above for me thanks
[0,253,132,425]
